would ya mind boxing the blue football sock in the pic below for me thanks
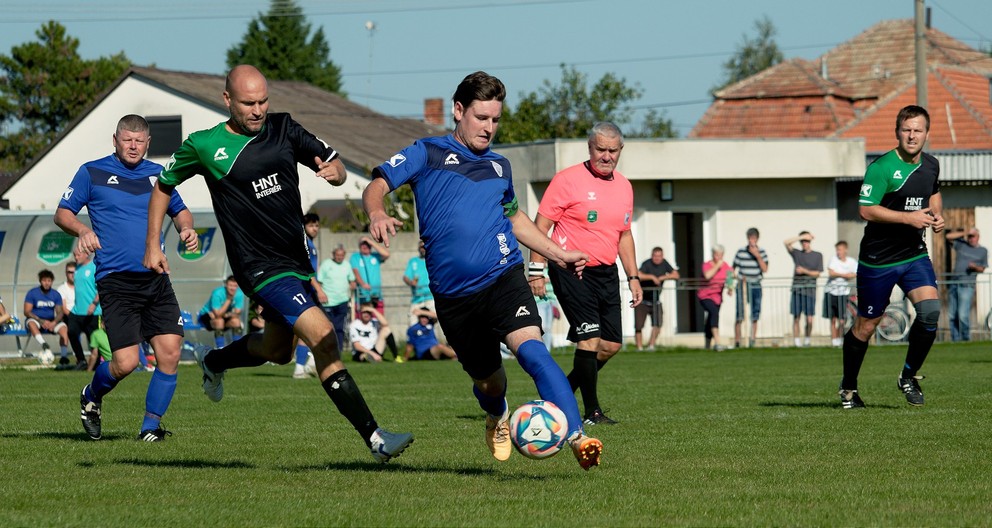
[473,385,507,417]
[86,361,120,403]
[141,369,177,433]
[138,349,149,367]
[214,334,226,349]
[60,345,68,358]
[516,339,583,437]
[296,344,309,366]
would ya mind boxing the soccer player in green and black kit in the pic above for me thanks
[839,105,944,409]
[144,65,413,461]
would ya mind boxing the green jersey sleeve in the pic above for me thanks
[858,162,891,206]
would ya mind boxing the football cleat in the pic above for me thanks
[370,428,414,463]
[79,387,102,440]
[838,388,866,409]
[304,354,318,377]
[569,434,603,470]
[136,427,173,442]
[897,375,925,406]
[194,347,225,402]
[583,408,619,426]
[485,401,512,461]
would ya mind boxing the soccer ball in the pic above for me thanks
[509,400,568,459]
[38,348,55,366]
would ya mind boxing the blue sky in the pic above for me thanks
[1,0,990,136]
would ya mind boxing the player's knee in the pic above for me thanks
[913,299,940,328]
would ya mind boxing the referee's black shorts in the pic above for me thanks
[549,263,622,344]
[97,271,183,351]
[434,264,543,381]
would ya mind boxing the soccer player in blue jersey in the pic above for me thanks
[363,71,603,470]
[54,114,199,442]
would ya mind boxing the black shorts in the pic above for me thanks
[549,264,622,344]
[434,264,542,380]
[634,301,662,329]
[823,293,848,319]
[97,272,183,351]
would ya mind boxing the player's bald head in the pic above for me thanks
[226,64,267,95]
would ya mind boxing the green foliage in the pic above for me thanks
[497,65,677,143]
[1,342,990,526]
[712,15,784,95]
[0,21,130,172]
[227,0,344,94]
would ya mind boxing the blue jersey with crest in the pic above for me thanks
[372,135,522,297]
[58,154,188,281]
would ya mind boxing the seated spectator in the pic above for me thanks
[23,269,70,364]
[198,276,245,348]
[349,302,401,363]
[405,307,456,361]
[0,296,12,329]
[86,318,112,372]
[248,301,265,334]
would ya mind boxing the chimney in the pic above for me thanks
[821,56,829,81]
[424,98,444,126]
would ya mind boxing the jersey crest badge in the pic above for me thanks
[587,210,598,223]
[214,148,229,161]
[62,187,73,201]
[388,153,406,167]
[859,184,872,197]
[491,160,503,178]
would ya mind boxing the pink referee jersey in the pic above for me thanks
[538,161,633,267]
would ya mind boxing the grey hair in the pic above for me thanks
[116,114,149,135]
[588,121,624,145]
[712,244,725,253]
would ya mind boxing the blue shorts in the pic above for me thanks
[790,289,816,316]
[253,274,319,328]
[856,257,936,318]
[735,282,762,321]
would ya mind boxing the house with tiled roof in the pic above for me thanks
[691,19,992,280]
[1,66,445,211]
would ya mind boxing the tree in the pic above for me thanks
[712,15,784,95]
[0,21,130,172]
[227,0,344,94]
[497,65,676,143]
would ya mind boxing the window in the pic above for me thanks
[146,116,182,157]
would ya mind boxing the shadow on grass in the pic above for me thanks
[278,459,507,477]
[0,431,129,441]
[109,457,256,469]
[759,401,901,410]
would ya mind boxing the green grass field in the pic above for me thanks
[2,342,990,527]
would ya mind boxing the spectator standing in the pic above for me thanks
[351,236,390,314]
[291,213,324,377]
[23,269,70,364]
[824,241,858,347]
[945,227,988,341]
[732,227,769,348]
[403,240,433,325]
[635,247,679,351]
[198,276,245,349]
[67,251,102,369]
[784,231,824,347]
[698,245,732,351]
[57,262,76,327]
[317,246,356,353]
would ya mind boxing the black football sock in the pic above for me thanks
[596,357,609,371]
[385,334,400,359]
[841,330,869,391]
[902,320,936,378]
[204,335,266,373]
[566,349,599,416]
[322,369,378,447]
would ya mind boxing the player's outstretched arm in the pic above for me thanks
[54,207,102,258]
[509,209,587,275]
[362,178,403,248]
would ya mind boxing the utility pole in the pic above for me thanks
[915,0,928,109]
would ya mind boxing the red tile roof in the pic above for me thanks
[690,19,992,152]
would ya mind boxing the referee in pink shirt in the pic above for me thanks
[529,122,642,426]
